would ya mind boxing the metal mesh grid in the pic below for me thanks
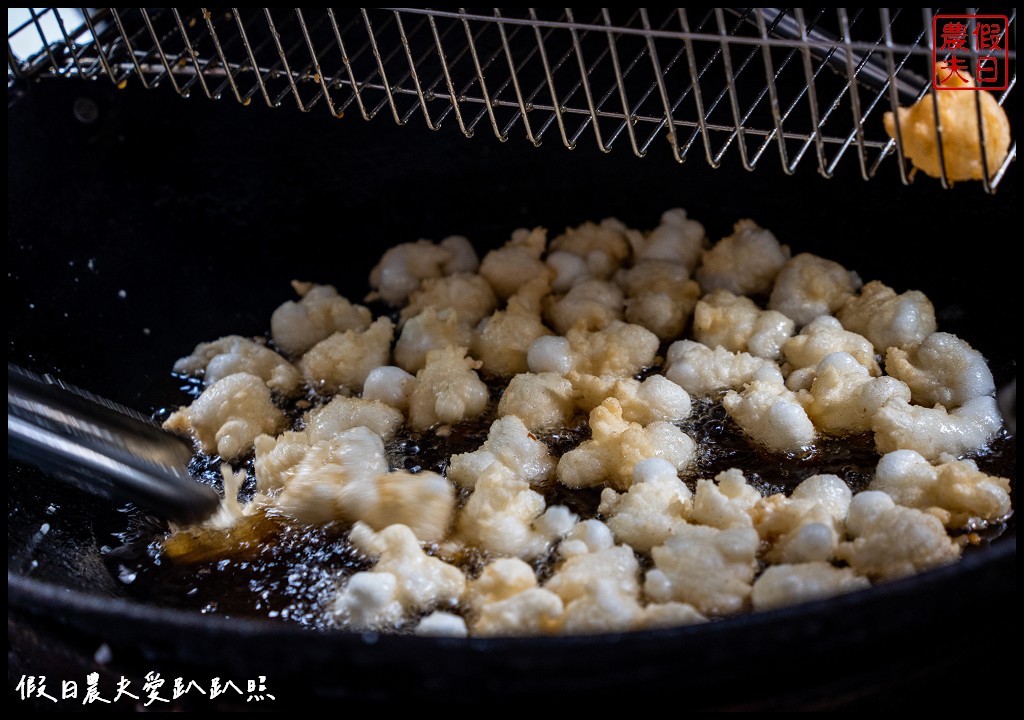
[7,8,1017,191]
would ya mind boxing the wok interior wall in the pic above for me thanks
[8,80,1015,411]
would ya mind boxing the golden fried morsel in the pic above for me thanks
[883,69,1010,182]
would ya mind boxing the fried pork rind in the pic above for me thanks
[164,372,286,459]
[870,450,1011,530]
[883,73,1011,182]
[479,226,550,299]
[298,317,394,394]
[751,563,869,611]
[598,458,693,552]
[394,307,474,373]
[753,474,852,564]
[496,372,577,432]
[768,253,861,327]
[334,523,466,629]
[556,398,695,491]
[693,289,795,359]
[628,208,707,273]
[472,277,553,377]
[689,468,761,530]
[616,261,701,340]
[872,395,1002,460]
[400,273,497,328]
[645,524,760,616]
[173,335,301,395]
[836,491,961,580]
[570,373,692,426]
[270,282,373,357]
[800,352,911,435]
[267,427,455,541]
[457,464,577,560]
[722,380,816,454]
[447,415,556,489]
[885,332,996,410]
[544,278,624,335]
[782,316,879,377]
[837,280,936,353]
[407,346,489,431]
[548,217,632,281]
[665,339,783,397]
[695,219,791,296]
[367,236,479,306]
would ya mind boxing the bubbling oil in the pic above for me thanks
[114,372,1015,630]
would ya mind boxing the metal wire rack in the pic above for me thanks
[7,8,1017,191]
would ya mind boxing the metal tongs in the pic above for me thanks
[7,364,219,523]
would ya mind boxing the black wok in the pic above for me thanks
[8,79,1015,710]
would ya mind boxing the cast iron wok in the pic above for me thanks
[8,80,1015,709]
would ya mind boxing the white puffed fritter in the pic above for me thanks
[782,316,879,377]
[693,290,795,359]
[689,468,761,530]
[173,335,301,395]
[400,273,497,328]
[885,332,995,410]
[556,398,695,491]
[800,352,911,435]
[838,280,936,352]
[457,464,577,559]
[269,427,455,541]
[472,588,565,636]
[753,474,852,563]
[836,491,961,580]
[695,219,791,296]
[164,372,286,459]
[472,277,553,377]
[545,250,590,294]
[628,208,707,273]
[305,395,404,441]
[665,340,783,397]
[479,226,550,299]
[447,415,555,489]
[270,282,373,357]
[544,278,624,335]
[546,545,645,634]
[557,518,616,558]
[616,261,701,340]
[262,426,388,495]
[464,557,539,611]
[367,236,479,306]
[332,572,403,630]
[645,524,760,616]
[722,380,816,454]
[571,373,692,426]
[496,372,576,432]
[767,253,861,327]
[414,612,469,638]
[334,523,466,629]
[870,450,1012,530]
[361,366,416,411]
[872,395,1002,460]
[548,218,632,281]
[751,563,869,611]
[407,346,489,431]
[598,458,693,552]
[394,307,474,373]
[299,316,394,394]
[528,321,660,378]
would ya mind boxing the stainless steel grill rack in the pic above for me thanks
[8,8,1017,191]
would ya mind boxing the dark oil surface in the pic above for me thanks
[110,372,1016,628]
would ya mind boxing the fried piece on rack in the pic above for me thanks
[883,69,1011,182]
